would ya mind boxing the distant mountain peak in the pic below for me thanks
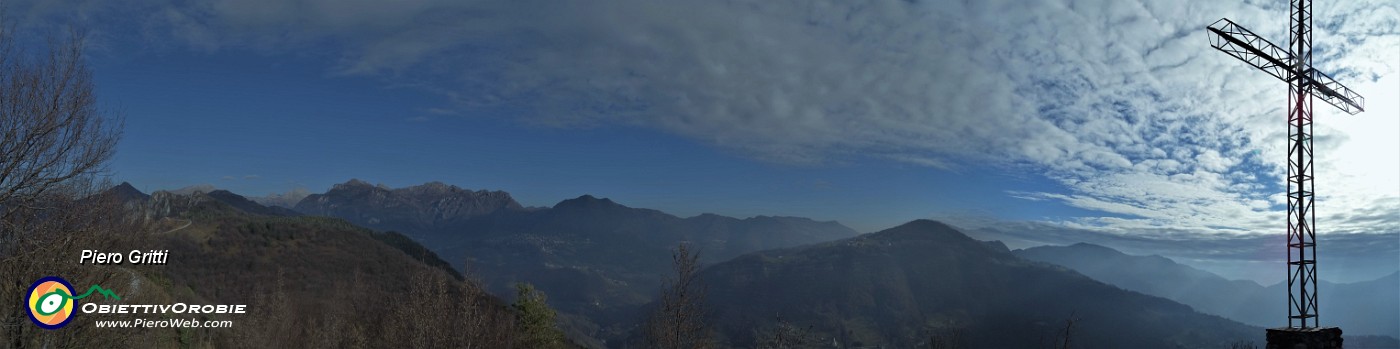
[103,182,149,201]
[417,181,454,190]
[1065,242,1125,254]
[553,194,621,210]
[207,189,237,196]
[870,219,967,240]
[900,219,955,230]
[336,178,375,189]
[857,220,1014,257]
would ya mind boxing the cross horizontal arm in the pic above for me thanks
[1207,18,1365,115]
[1208,18,1292,82]
[1301,67,1365,115]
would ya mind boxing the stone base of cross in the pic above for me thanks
[1266,327,1342,349]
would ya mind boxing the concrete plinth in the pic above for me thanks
[1266,327,1343,349]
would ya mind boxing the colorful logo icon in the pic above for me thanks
[27,276,77,329]
[25,277,120,329]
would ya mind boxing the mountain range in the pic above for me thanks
[291,179,860,342]
[1016,243,1400,339]
[120,181,1399,348]
[695,220,1263,348]
[294,179,525,234]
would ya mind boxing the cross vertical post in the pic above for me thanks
[1206,0,1365,332]
[1286,0,1318,329]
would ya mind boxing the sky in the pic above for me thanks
[8,0,1398,284]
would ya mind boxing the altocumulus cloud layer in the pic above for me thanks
[17,0,1398,275]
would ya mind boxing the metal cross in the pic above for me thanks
[1206,0,1365,329]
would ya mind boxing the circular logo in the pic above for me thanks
[27,276,76,330]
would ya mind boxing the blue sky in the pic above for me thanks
[96,47,1093,232]
[12,0,1398,283]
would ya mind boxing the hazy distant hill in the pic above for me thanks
[250,187,312,209]
[1253,272,1400,340]
[697,220,1261,348]
[1014,243,1263,322]
[293,179,860,342]
[1016,243,1400,339]
[206,190,302,216]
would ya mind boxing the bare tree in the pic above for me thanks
[0,23,128,349]
[645,243,714,349]
[755,315,818,349]
[1041,312,1078,349]
[0,25,121,244]
[1058,314,1076,349]
[381,264,519,349]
